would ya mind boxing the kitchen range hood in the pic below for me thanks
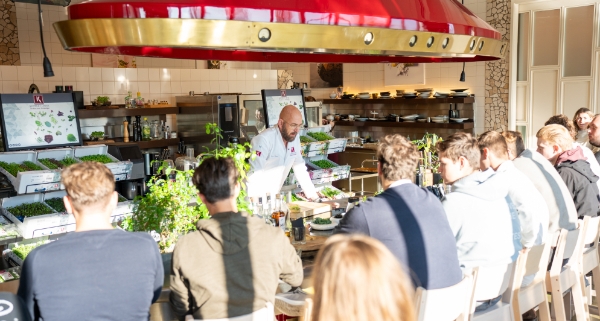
[53,0,506,63]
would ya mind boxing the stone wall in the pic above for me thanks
[485,0,510,131]
[0,0,19,65]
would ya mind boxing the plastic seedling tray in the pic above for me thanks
[73,145,133,181]
[0,151,60,194]
[36,148,80,168]
[0,194,71,239]
[327,138,348,153]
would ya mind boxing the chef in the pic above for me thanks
[246,105,318,201]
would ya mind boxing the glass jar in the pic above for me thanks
[151,120,160,139]
[175,148,198,171]
[142,118,151,141]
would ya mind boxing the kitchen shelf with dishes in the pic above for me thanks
[335,120,474,129]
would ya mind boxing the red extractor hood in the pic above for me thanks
[53,0,506,63]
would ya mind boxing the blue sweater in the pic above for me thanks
[334,183,463,290]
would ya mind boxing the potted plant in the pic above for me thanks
[96,96,111,106]
[89,131,105,141]
[122,123,253,252]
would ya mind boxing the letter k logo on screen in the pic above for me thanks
[33,95,44,104]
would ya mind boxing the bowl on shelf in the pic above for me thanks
[358,94,371,99]
[417,118,427,122]
[418,92,431,98]
[450,118,469,123]
[380,92,391,96]
[401,114,419,120]
[434,92,449,98]
[356,117,368,121]
[451,92,470,97]
[451,88,469,92]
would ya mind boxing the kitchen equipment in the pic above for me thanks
[107,144,145,180]
[175,148,198,171]
[120,180,139,200]
[305,101,323,128]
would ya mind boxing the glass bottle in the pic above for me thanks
[416,165,424,187]
[165,126,170,139]
[264,193,273,225]
[132,121,139,141]
[160,121,166,139]
[142,117,151,141]
[272,194,281,227]
[256,197,264,219]
[151,120,160,139]
[175,148,197,171]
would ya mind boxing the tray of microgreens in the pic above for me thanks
[72,145,133,180]
[0,150,61,194]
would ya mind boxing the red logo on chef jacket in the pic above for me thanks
[281,90,286,97]
[33,95,44,104]
[291,147,295,152]
[256,150,262,157]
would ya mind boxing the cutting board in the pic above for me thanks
[288,201,331,219]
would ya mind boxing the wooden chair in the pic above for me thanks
[414,272,474,321]
[580,216,600,307]
[514,238,555,321]
[184,302,274,321]
[471,257,521,321]
[545,218,589,321]
[302,298,313,321]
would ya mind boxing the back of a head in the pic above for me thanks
[61,162,115,212]
[311,234,415,321]
[501,131,525,158]
[537,124,574,151]
[377,134,419,182]
[193,157,239,204]
[478,131,509,160]
[436,132,480,169]
[545,114,577,139]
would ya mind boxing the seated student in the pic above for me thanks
[18,162,164,321]
[546,114,600,192]
[536,124,599,218]
[478,131,549,250]
[334,134,462,290]
[437,132,517,311]
[310,234,415,321]
[502,131,577,233]
[587,114,600,163]
[170,157,302,320]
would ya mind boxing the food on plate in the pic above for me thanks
[313,217,332,225]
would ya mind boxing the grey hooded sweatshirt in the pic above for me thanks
[170,212,303,320]
[442,171,520,271]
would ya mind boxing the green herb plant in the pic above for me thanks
[12,241,45,260]
[307,132,333,141]
[312,159,335,169]
[90,131,105,139]
[7,202,55,221]
[78,154,113,164]
[0,161,44,177]
[321,187,340,198]
[123,123,254,252]
[411,133,443,173]
[44,198,66,212]
[313,217,332,225]
[38,157,78,170]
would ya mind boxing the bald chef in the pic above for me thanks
[246,105,318,200]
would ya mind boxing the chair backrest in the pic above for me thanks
[185,302,274,321]
[523,241,552,281]
[472,262,514,301]
[549,219,587,274]
[303,298,313,321]
[583,216,600,246]
[415,272,474,321]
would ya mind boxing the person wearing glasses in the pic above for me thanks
[247,105,318,201]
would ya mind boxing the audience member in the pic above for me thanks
[478,131,549,249]
[18,162,164,321]
[587,114,600,163]
[545,114,600,191]
[502,131,577,233]
[335,134,462,290]
[170,157,302,320]
[310,234,415,321]
[536,124,599,218]
[573,107,595,148]
[436,132,517,310]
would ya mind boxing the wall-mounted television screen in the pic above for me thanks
[0,93,82,151]
[261,89,307,128]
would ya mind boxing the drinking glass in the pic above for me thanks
[291,226,306,244]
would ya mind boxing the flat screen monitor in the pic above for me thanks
[0,93,83,151]
[261,89,308,128]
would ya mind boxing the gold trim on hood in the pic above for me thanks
[53,18,507,59]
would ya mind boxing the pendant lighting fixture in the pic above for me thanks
[53,0,507,63]
[38,0,54,77]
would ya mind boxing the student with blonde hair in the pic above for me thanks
[310,234,415,321]
[537,124,599,218]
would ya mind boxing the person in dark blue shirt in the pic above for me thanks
[334,134,462,290]
[17,162,163,321]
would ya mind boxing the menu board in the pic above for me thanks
[261,89,307,128]
[0,93,82,151]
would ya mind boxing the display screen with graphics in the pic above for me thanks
[0,93,82,151]
[261,89,308,128]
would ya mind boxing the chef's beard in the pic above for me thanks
[281,127,298,142]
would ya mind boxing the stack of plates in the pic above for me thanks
[434,92,449,98]
[403,91,417,99]
[418,92,431,98]
[357,93,371,99]
[417,118,427,122]
[415,88,434,92]
[450,89,470,97]
[450,118,469,123]
[431,116,446,123]
[401,114,419,122]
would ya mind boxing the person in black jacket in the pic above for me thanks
[537,124,599,218]
[334,134,463,290]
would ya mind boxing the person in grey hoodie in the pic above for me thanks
[437,132,519,311]
[170,157,303,320]
[502,131,577,233]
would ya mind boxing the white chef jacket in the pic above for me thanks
[246,127,317,200]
